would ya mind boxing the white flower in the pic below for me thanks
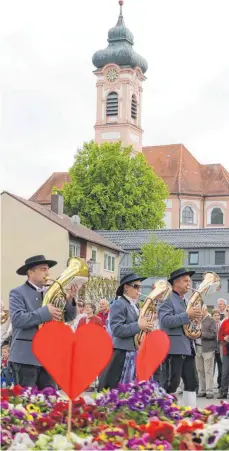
[51,435,74,450]
[69,433,93,445]
[36,394,45,402]
[35,434,51,448]
[8,433,34,450]
[83,395,95,405]
[48,395,57,403]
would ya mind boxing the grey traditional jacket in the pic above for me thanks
[109,296,141,352]
[200,315,217,353]
[158,291,192,355]
[9,282,76,366]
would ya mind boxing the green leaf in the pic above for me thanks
[62,141,168,230]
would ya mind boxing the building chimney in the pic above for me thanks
[70,215,80,226]
[51,194,64,216]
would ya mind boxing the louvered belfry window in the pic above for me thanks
[106,92,118,116]
[131,95,137,119]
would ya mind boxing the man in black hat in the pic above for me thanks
[98,273,154,391]
[158,267,202,407]
[9,255,78,389]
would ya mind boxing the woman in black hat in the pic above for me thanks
[98,273,153,390]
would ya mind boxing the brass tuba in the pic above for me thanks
[184,272,221,339]
[42,257,89,323]
[134,280,172,349]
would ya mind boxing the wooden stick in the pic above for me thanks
[67,398,72,439]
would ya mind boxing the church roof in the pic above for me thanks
[29,145,229,204]
[92,1,148,74]
[143,144,229,196]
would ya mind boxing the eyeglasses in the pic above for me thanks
[129,283,142,290]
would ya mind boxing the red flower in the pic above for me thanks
[12,385,22,396]
[145,419,174,443]
[177,420,204,434]
[53,401,68,413]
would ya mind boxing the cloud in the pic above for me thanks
[0,0,229,197]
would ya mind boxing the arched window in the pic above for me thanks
[131,94,137,119]
[182,206,194,224]
[106,92,118,116]
[211,207,224,225]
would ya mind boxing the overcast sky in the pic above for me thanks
[0,0,229,198]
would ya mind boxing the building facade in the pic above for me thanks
[96,228,229,306]
[0,192,121,306]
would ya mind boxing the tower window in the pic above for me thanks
[106,92,118,116]
[131,95,137,119]
[211,207,224,225]
[182,206,194,224]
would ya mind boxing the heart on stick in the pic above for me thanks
[136,330,170,381]
[33,322,113,400]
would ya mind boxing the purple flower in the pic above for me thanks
[40,387,57,396]
[128,397,147,411]
[11,408,25,419]
[154,439,173,450]
[1,400,9,410]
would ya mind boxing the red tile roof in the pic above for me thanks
[29,172,71,204]
[3,191,122,252]
[29,145,229,201]
[143,144,229,196]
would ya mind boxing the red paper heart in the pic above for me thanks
[136,330,170,381]
[33,322,113,399]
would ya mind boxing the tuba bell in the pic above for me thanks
[41,257,89,323]
[184,272,221,339]
[134,280,172,349]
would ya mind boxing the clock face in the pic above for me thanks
[107,69,118,82]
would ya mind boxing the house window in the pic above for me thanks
[92,247,97,262]
[211,207,224,225]
[189,252,199,265]
[215,251,225,265]
[131,94,137,119]
[182,206,194,224]
[69,241,80,257]
[192,280,201,290]
[228,279,229,293]
[106,92,118,116]
[104,253,115,272]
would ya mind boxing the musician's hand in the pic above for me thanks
[187,308,202,321]
[47,305,62,321]
[138,317,154,331]
[224,335,229,342]
[65,284,79,301]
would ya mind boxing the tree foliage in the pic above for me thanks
[132,237,185,278]
[61,141,169,230]
[78,276,118,304]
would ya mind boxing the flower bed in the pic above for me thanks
[1,381,229,450]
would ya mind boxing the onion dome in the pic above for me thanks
[92,1,148,74]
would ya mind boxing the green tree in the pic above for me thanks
[61,141,168,230]
[132,237,185,278]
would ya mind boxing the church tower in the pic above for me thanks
[92,0,148,153]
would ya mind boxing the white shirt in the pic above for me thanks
[28,281,45,292]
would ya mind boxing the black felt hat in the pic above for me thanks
[116,273,147,297]
[16,255,57,276]
[168,267,195,284]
